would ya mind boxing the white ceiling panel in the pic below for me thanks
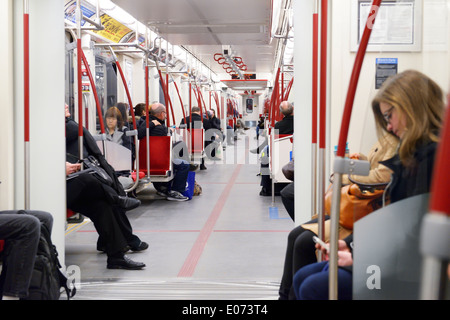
[111,0,278,80]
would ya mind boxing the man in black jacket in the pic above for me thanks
[250,101,293,154]
[256,101,294,196]
[65,105,147,270]
[138,103,190,201]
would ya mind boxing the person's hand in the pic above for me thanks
[316,240,350,261]
[337,251,353,267]
[66,162,81,176]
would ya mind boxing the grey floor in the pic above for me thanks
[64,129,294,300]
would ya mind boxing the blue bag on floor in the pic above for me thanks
[182,171,196,200]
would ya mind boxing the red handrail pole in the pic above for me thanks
[270,68,281,127]
[80,49,105,134]
[337,1,382,156]
[199,89,209,119]
[209,90,212,111]
[319,0,327,152]
[77,39,84,154]
[429,96,450,214]
[419,94,450,300]
[214,92,221,119]
[197,87,204,123]
[166,73,176,126]
[145,64,149,128]
[329,0,382,300]
[115,59,137,129]
[23,4,30,209]
[157,70,169,126]
[317,0,328,247]
[189,82,192,120]
[173,81,187,125]
[312,11,319,219]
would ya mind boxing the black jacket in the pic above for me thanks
[65,117,125,196]
[137,115,168,139]
[180,113,212,131]
[274,115,294,135]
[380,141,437,204]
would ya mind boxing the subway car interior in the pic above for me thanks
[0,0,449,304]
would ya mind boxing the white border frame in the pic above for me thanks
[351,0,422,52]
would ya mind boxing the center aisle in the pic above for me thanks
[64,129,294,299]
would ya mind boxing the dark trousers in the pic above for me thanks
[66,173,132,256]
[280,183,294,221]
[0,210,53,298]
[293,261,352,300]
[171,159,190,193]
[278,226,317,300]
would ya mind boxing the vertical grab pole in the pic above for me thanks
[329,0,382,300]
[76,0,84,167]
[311,1,319,221]
[23,0,30,210]
[145,54,150,179]
[317,0,328,259]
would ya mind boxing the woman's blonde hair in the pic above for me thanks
[105,106,124,129]
[372,70,444,166]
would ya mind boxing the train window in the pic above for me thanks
[246,98,253,113]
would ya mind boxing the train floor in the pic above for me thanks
[64,128,295,300]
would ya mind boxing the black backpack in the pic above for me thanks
[22,221,76,300]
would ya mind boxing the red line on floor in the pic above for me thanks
[177,164,243,277]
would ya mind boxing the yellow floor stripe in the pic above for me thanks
[65,219,91,236]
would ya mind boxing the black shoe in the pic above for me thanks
[117,196,141,211]
[259,188,271,196]
[200,164,207,170]
[189,163,199,171]
[129,241,149,252]
[107,255,146,270]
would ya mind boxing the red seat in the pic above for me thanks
[138,136,172,177]
[189,128,204,154]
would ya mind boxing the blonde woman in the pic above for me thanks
[292,70,445,300]
[373,69,444,203]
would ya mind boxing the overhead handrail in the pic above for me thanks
[328,0,382,300]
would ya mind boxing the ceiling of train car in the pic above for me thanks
[111,0,278,79]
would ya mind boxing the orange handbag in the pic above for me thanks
[324,183,386,230]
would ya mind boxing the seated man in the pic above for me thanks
[258,101,294,196]
[0,210,53,299]
[138,103,190,201]
[65,105,147,269]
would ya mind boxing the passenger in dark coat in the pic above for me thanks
[65,104,147,270]
[137,103,190,201]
